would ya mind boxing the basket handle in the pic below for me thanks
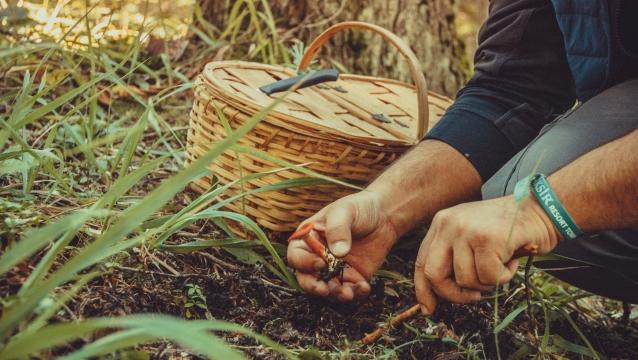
[298,21,430,140]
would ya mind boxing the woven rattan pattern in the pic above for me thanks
[186,61,451,232]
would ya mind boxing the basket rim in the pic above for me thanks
[199,60,452,147]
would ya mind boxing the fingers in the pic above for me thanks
[415,223,484,310]
[414,232,437,314]
[296,272,330,297]
[326,266,371,301]
[287,239,326,273]
[453,243,493,292]
[289,195,372,302]
[420,233,481,304]
[502,258,520,283]
[340,266,371,299]
[328,278,354,302]
[324,203,355,257]
[474,249,518,286]
[430,278,482,304]
[301,208,328,230]
[293,260,371,301]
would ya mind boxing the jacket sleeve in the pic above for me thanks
[425,0,577,181]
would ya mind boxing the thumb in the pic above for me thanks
[324,203,355,257]
[414,230,437,315]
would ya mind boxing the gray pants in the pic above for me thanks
[482,79,638,303]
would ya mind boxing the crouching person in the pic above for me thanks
[287,0,638,308]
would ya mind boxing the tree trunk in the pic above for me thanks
[204,0,468,97]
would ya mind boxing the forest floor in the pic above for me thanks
[70,245,638,359]
[5,213,638,359]
[2,2,638,359]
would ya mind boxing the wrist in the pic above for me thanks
[529,174,584,241]
[515,173,589,244]
[360,187,405,241]
[366,140,482,237]
[518,194,563,246]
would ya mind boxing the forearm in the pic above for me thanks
[550,130,638,232]
[367,140,482,236]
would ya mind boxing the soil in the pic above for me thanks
[4,200,636,359]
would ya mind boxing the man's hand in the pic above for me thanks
[414,195,560,313]
[287,140,482,302]
[287,191,399,301]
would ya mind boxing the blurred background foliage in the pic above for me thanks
[1,0,195,43]
[1,0,488,94]
[1,0,487,50]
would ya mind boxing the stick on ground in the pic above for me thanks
[361,303,423,344]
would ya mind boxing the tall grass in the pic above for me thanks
[0,1,309,357]
[0,49,296,359]
[196,0,290,65]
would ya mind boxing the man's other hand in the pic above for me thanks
[414,195,560,314]
[287,191,399,302]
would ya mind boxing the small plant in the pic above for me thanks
[184,282,209,318]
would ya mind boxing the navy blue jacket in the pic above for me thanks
[427,0,638,181]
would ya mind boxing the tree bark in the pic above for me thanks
[204,0,468,97]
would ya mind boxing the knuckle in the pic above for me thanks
[304,211,324,226]
[433,209,456,227]
[422,266,438,282]
[336,196,357,212]
[471,231,490,247]
[297,277,312,292]
[288,259,299,271]
[326,223,349,238]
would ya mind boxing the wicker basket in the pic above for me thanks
[186,22,453,232]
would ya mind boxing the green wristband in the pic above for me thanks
[527,174,583,240]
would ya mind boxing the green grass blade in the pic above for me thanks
[231,144,363,191]
[114,107,149,176]
[23,271,103,335]
[0,89,292,337]
[494,303,528,334]
[554,305,602,360]
[153,208,294,285]
[0,43,61,59]
[0,210,103,275]
[210,211,296,286]
[164,166,315,227]
[153,176,327,247]
[159,238,253,253]
[17,159,163,292]
[8,71,108,130]
[0,316,245,360]
[93,158,164,209]
[550,334,605,360]
[210,176,330,212]
[59,329,154,360]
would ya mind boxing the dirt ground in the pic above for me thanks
[5,204,636,359]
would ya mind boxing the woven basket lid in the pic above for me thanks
[199,21,454,147]
[199,61,451,146]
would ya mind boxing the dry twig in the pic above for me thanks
[361,303,423,344]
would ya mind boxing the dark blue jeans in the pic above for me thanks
[482,79,638,303]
